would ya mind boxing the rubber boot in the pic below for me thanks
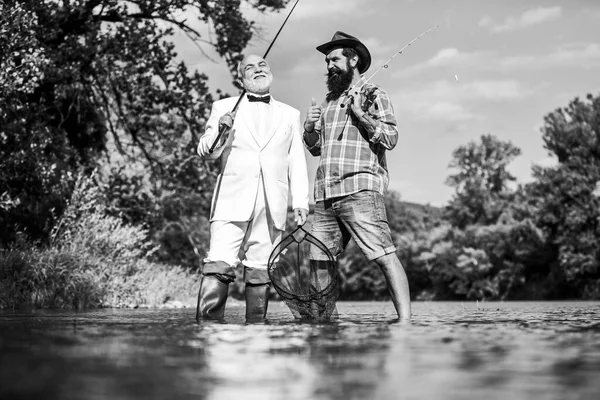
[245,282,270,322]
[196,274,230,320]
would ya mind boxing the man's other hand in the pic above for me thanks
[294,208,309,226]
[349,89,365,119]
[304,98,321,132]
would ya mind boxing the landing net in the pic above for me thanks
[267,225,339,321]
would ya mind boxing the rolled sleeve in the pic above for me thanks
[303,128,322,156]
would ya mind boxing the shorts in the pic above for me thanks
[310,190,396,261]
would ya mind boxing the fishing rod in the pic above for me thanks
[342,25,439,106]
[208,0,301,153]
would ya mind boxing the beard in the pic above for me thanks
[326,62,354,102]
[244,73,273,94]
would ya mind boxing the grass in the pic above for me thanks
[0,174,201,310]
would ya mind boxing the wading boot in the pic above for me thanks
[196,273,232,320]
[245,282,270,322]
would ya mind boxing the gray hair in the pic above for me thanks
[236,54,270,78]
[236,57,245,78]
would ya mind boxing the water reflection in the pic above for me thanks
[1,302,599,400]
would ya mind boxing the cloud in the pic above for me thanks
[290,0,365,20]
[465,80,535,100]
[393,42,600,80]
[392,92,470,123]
[391,79,535,122]
[479,6,562,33]
[360,36,397,60]
[501,43,600,69]
[394,47,492,79]
[423,102,475,122]
[428,47,461,65]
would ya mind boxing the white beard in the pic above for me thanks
[244,74,273,95]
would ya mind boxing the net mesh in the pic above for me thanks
[268,225,339,321]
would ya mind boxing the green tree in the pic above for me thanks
[529,93,600,298]
[0,2,72,243]
[0,0,290,266]
[445,134,522,228]
[408,134,551,301]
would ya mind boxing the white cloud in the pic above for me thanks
[426,102,475,122]
[428,47,461,65]
[392,79,535,122]
[290,0,364,20]
[466,80,535,100]
[501,43,600,69]
[360,36,397,59]
[580,7,600,20]
[393,42,600,80]
[479,6,562,33]
[394,47,491,79]
[394,97,474,123]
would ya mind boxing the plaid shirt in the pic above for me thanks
[303,78,398,201]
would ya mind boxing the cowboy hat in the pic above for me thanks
[316,31,371,73]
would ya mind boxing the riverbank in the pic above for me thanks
[0,245,202,310]
[0,178,205,310]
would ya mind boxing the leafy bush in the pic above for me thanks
[0,174,201,309]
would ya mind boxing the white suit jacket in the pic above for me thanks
[197,95,309,231]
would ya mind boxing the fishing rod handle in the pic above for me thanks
[208,122,230,154]
[207,93,245,153]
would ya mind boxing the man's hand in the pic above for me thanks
[216,112,235,147]
[349,88,365,119]
[219,111,235,129]
[294,208,309,226]
[304,98,321,132]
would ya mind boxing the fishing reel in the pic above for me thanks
[340,86,379,112]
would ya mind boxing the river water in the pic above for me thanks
[1,301,599,400]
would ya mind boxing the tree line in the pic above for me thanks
[1,0,599,307]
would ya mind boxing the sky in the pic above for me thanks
[171,0,600,207]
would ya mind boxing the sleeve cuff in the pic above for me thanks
[303,129,321,152]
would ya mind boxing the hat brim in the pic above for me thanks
[316,39,371,74]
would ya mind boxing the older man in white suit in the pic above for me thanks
[197,54,309,320]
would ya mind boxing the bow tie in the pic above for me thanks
[247,94,271,104]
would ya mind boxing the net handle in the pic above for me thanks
[292,225,335,260]
[268,225,336,267]
[267,224,338,299]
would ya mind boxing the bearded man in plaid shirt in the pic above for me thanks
[303,31,411,320]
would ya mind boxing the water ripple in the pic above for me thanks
[1,301,600,400]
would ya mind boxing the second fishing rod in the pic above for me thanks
[208,0,301,153]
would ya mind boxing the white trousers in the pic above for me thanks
[205,176,283,274]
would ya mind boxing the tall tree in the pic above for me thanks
[529,93,600,298]
[445,134,522,228]
[0,0,290,258]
